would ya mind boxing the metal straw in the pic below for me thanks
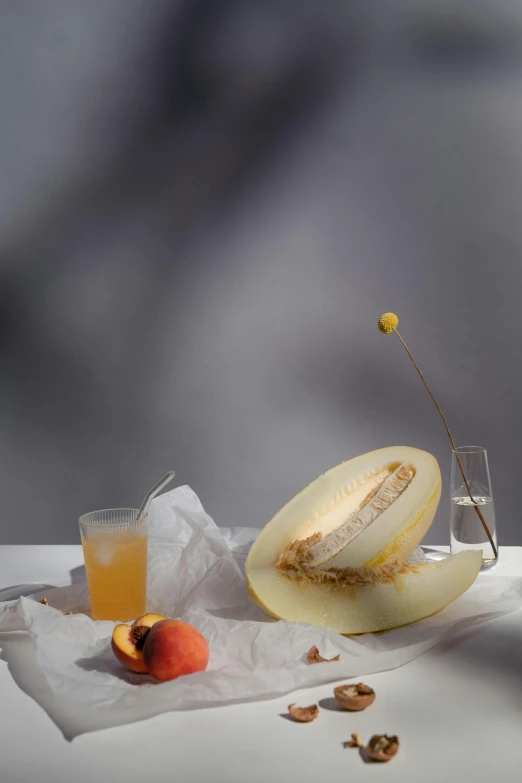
[137,470,176,519]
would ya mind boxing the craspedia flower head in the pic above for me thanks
[378,313,399,334]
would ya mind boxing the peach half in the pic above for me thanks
[142,619,209,682]
[111,613,167,673]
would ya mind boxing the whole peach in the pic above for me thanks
[142,619,209,682]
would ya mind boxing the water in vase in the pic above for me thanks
[450,496,498,570]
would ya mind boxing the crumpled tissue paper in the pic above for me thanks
[1,485,522,736]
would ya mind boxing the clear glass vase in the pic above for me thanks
[449,446,498,571]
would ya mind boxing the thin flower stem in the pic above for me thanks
[393,329,498,560]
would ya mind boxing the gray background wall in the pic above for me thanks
[1,0,521,544]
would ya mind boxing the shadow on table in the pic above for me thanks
[0,563,86,606]
[433,621,522,691]
[75,651,156,685]
[70,565,86,584]
[421,546,450,562]
[318,696,344,712]
[0,584,56,602]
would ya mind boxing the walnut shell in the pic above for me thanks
[366,734,399,762]
[287,703,319,722]
[333,682,375,711]
[306,645,340,664]
[343,733,365,748]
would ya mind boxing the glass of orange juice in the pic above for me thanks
[79,508,148,621]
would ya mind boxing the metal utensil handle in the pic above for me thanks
[137,470,176,519]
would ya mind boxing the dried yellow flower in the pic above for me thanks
[376,310,498,560]
[377,313,399,334]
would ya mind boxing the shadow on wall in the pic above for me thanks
[0,0,346,540]
[1,0,522,542]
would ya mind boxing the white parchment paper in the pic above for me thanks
[1,486,522,733]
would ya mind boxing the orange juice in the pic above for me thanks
[82,531,148,620]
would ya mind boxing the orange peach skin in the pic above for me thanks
[111,613,167,673]
[133,613,167,628]
[142,619,209,682]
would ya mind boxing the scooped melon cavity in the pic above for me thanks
[278,462,415,572]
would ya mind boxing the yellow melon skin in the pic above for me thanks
[246,550,482,634]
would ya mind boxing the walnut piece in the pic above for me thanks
[366,734,399,762]
[333,682,376,711]
[287,703,319,722]
[343,733,365,748]
[37,598,48,605]
[306,645,340,664]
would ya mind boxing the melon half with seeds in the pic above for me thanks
[245,446,481,633]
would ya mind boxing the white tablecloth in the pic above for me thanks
[1,545,521,783]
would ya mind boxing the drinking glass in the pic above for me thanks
[449,447,498,570]
[79,508,148,620]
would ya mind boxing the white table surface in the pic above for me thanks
[1,545,521,783]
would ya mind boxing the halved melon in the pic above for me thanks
[245,447,481,632]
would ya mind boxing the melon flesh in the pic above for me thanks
[246,550,482,633]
